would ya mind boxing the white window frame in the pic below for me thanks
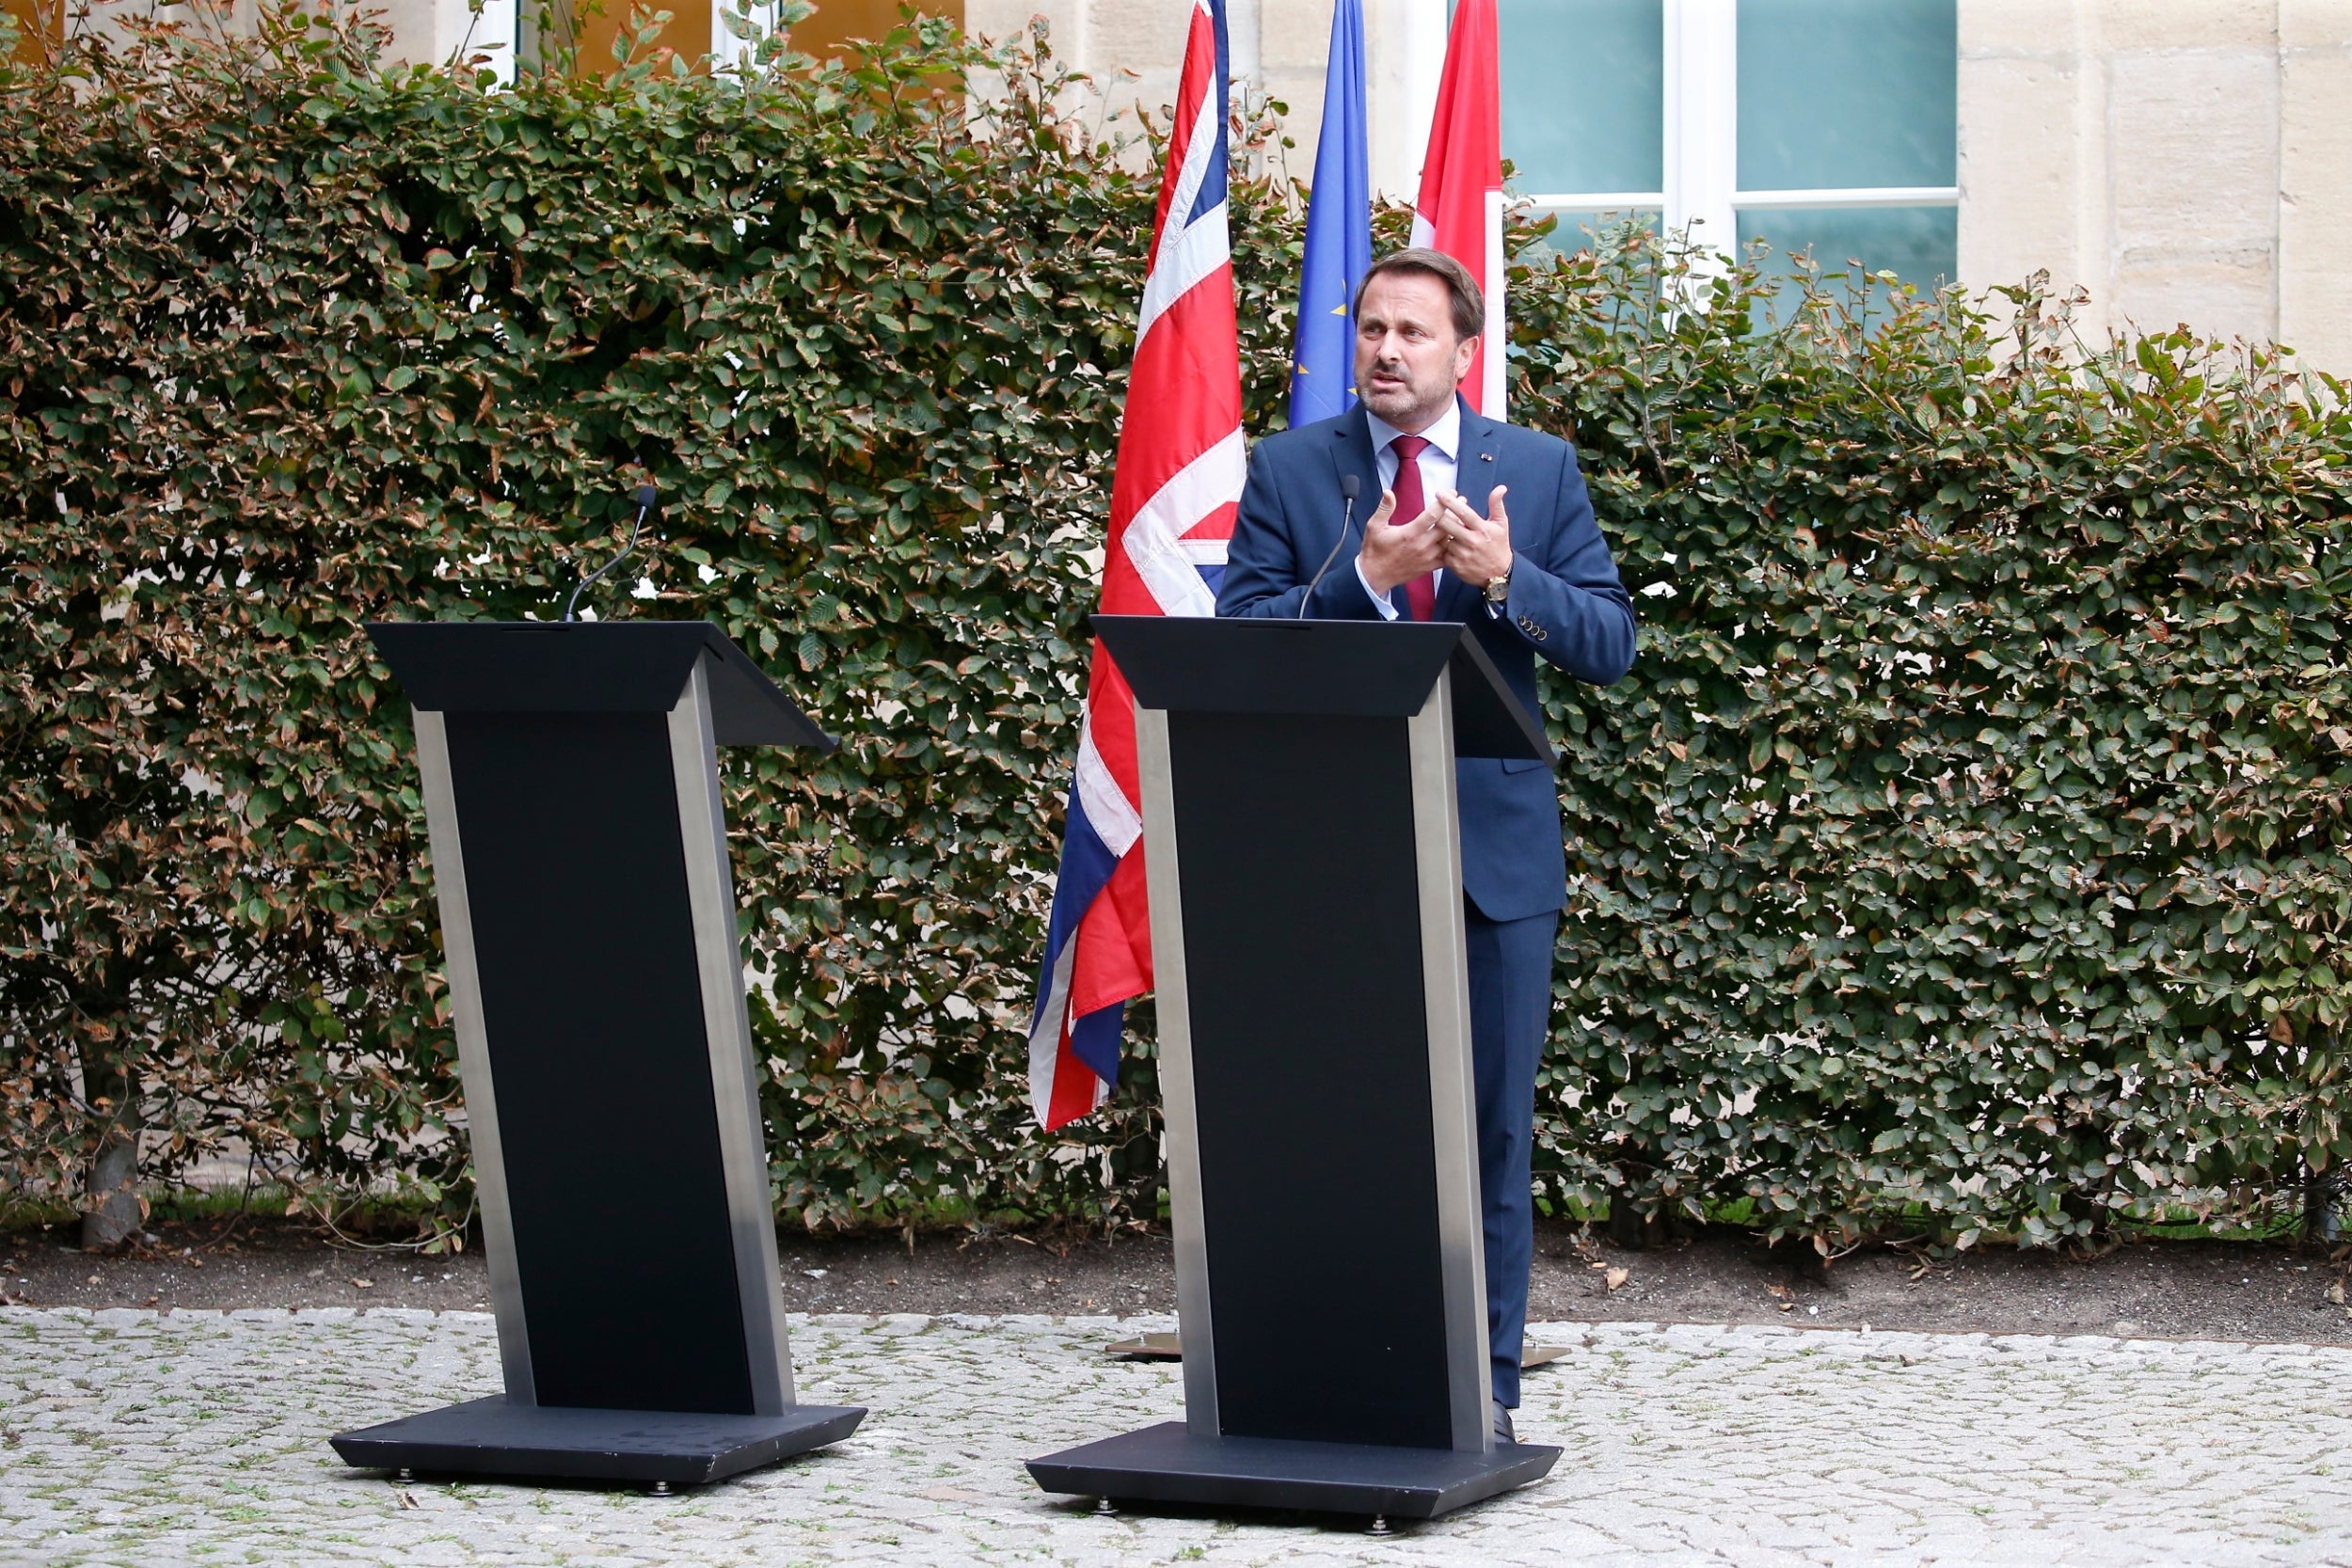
[715,0,774,69]
[446,0,518,85]
[1518,0,1959,249]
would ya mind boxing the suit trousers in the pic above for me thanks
[1467,900,1560,1409]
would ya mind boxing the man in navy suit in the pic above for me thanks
[1216,247,1637,1443]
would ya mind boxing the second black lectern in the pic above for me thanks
[331,621,863,1486]
[1026,616,1564,1522]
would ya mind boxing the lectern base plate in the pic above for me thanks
[331,1395,865,1485]
[1026,1421,1559,1520]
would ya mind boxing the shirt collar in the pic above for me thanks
[1366,399,1460,463]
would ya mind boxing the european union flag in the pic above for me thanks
[1286,0,1371,429]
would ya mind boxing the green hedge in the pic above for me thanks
[0,8,1229,1236]
[1517,247,2352,1245]
[2,11,2344,1247]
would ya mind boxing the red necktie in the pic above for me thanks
[1389,434,1436,621]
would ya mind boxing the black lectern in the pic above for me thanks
[1026,616,1563,1522]
[331,621,862,1486]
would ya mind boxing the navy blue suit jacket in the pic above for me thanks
[1216,401,1637,922]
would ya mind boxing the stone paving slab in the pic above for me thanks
[1,1306,2348,1567]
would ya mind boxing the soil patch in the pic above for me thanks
[6,1216,2346,1345]
[1530,1224,2352,1345]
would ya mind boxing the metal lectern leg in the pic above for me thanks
[412,708,536,1405]
[1135,703,1220,1436]
[1405,676,1495,1456]
[667,659,798,1415]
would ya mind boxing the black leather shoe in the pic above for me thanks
[1491,1400,1516,1445]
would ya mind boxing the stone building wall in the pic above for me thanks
[1961,0,2352,368]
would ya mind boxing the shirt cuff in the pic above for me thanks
[1356,558,1400,621]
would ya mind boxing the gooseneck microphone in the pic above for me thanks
[563,483,660,623]
[1296,473,1362,619]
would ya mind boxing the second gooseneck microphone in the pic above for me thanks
[1296,473,1363,619]
[563,483,660,623]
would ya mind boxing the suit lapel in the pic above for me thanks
[1435,403,1504,621]
[1327,408,1382,590]
[1329,408,1379,526]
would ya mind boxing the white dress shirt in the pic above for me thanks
[1354,401,1461,619]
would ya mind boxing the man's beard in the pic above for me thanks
[1359,360,1448,426]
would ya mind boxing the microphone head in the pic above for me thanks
[1340,474,1361,501]
[634,483,659,511]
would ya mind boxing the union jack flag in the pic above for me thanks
[1029,0,1243,1130]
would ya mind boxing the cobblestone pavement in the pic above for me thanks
[2,1307,2348,1567]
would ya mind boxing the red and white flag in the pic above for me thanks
[1409,0,1505,416]
[1027,0,1243,1130]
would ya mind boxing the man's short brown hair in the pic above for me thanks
[1355,247,1485,342]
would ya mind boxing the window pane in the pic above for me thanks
[1737,0,1956,190]
[1500,0,1665,196]
[1740,205,1958,299]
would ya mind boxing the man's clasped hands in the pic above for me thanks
[1357,483,1517,596]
